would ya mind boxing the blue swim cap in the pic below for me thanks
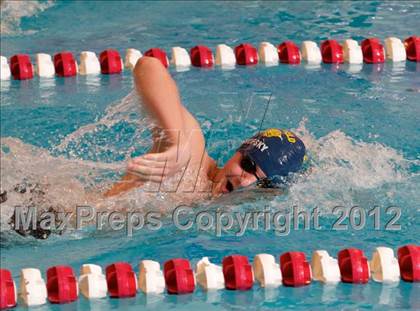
[237,128,306,180]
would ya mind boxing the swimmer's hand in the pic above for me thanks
[104,141,192,197]
[127,142,192,182]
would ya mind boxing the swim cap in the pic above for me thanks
[237,128,306,180]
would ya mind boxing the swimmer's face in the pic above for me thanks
[212,152,267,195]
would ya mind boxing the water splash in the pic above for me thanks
[278,118,413,212]
[53,90,154,162]
[0,0,55,35]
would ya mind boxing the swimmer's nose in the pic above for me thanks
[224,173,257,192]
[233,172,258,189]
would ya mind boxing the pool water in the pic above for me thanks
[1,1,419,310]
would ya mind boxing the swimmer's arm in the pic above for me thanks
[103,173,143,197]
[104,57,197,197]
[134,56,188,141]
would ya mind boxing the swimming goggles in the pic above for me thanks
[239,154,275,188]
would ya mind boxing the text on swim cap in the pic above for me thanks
[262,129,297,143]
[244,138,269,152]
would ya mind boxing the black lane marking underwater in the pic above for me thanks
[258,93,272,132]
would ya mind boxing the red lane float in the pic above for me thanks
[0,269,16,309]
[105,262,137,298]
[404,36,420,62]
[163,259,195,294]
[222,255,253,290]
[338,248,369,283]
[100,49,122,74]
[321,40,344,63]
[46,266,78,304]
[398,245,420,282]
[190,45,214,67]
[10,54,33,80]
[53,52,77,77]
[234,43,258,65]
[144,48,169,68]
[361,38,385,63]
[278,41,301,64]
[280,252,311,287]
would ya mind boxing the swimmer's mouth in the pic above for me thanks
[225,180,234,193]
[0,191,7,204]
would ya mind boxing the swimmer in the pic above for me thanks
[104,56,306,197]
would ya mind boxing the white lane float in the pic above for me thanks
[78,264,108,299]
[384,37,407,62]
[19,268,47,306]
[195,257,225,290]
[370,247,400,283]
[311,250,341,284]
[138,260,165,294]
[35,53,55,78]
[301,41,322,65]
[343,39,363,64]
[0,56,11,80]
[215,44,236,68]
[253,254,282,288]
[258,42,279,66]
[171,47,191,68]
[79,51,101,75]
[125,48,142,70]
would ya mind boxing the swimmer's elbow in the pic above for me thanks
[133,56,164,77]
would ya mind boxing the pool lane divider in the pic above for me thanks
[190,45,214,67]
[138,260,166,294]
[234,43,259,66]
[0,245,419,308]
[46,265,78,304]
[1,36,418,81]
[343,39,363,64]
[164,258,195,294]
[79,264,108,299]
[144,48,169,68]
[278,41,301,64]
[321,39,344,63]
[106,262,137,298]
[223,255,254,290]
[281,252,312,286]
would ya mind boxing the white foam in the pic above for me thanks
[0,0,55,35]
[280,119,410,211]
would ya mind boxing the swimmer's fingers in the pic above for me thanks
[140,145,189,163]
[128,158,177,174]
[126,168,168,183]
[139,148,179,161]
[131,152,187,172]
[127,163,170,178]
[130,157,168,168]
[140,153,171,162]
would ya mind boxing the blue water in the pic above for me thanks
[1,1,419,310]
